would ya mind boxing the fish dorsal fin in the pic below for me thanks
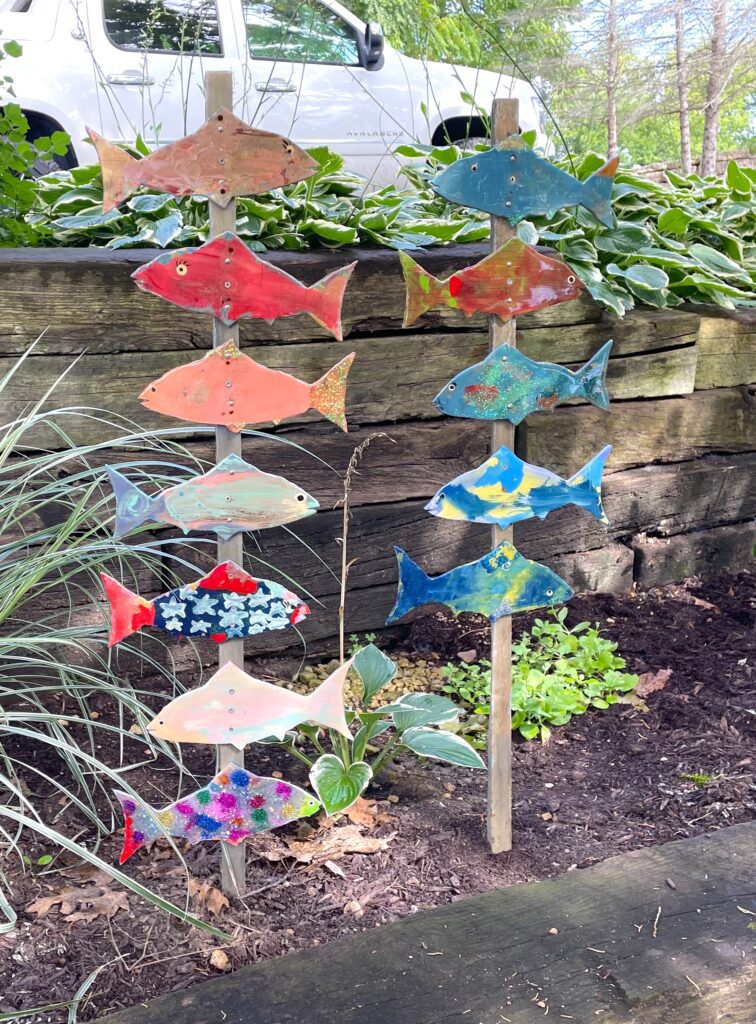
[210,340,242,361]
[198,560,262,594]
[474,237,530,275]
[475,445,525,491]
[215,762,261,785]
[207,108,289,142]
[206,661,259,691]
[213,453,253,473]
[481,542,519,573]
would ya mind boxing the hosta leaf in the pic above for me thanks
[128,193,174,213]
[624,264,669,290]
[689,243,752,282]
[309,755,372,815]
[657,208,692,236]
[391,693,459,732]
[354,644,397,703]
[725,161,752,195]
[299,218,358,244]
[401,727,485,768]
[152,212,183,247]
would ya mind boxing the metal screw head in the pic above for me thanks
[225,380,232,388]
[224,258,231,264]
[505,200,512,207]
[224,281,231,288]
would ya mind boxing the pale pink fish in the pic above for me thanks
[147,659,353,749]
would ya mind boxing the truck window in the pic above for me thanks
[243,0,359,65]
[103,0,222,54]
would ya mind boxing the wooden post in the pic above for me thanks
[487,97,519,855]
[205,70,246,895]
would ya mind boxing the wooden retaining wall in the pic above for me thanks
[1,245,754,657]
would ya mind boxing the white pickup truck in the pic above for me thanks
[0,0,547,185]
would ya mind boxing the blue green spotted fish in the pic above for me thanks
[434,341,613,424]
[386,543,573,624]
[425,445,612,530]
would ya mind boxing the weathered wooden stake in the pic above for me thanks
[205,70,246,895]
[487,97,519,855]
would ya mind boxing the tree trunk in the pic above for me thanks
[674,0,692,175]
[606,0,619,158]
[700,0,727,177]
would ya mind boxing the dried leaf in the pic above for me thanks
[343,797,392,829]
[66,891,130,924]
[188,878,230,917]
[691,596,718,612]
[343,899,364,917]
[27,883,128,923]
[457,649,477,663]
[324,860,346,878]
[636,668,672,698]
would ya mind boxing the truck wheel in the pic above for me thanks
[23,113,77,176]
[432,116,490,150]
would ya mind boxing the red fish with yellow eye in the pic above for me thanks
[88,108,319,213]
[132,232,356,341]
[398,237,584,327]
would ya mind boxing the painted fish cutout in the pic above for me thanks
[132,233,356,340]
[434,341,613,424]
[386,543,573,624]
[148,658,353,749]
[140,342,354,432]
[425,445,612,529]
[400,239,583,327]
[106,454,318,541]
[100,560,310,646]
[432,137,619,227]
[115,763,319,864]
[89,108,319,213]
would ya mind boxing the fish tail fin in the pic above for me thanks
[386,547,429,624]
[399,251,445,327]
[307,262,357,341]
[87,128,140,213]
[567,445,612,524]
[100,572,155,646]
[114,790,154,865]
[581,156,619,228]
[105,466,157,539]
[309,657,353,737]
[574,340,613,411]
[309,352,355,432]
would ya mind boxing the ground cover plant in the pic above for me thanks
[15,140,756,313]
[441,608,639,745]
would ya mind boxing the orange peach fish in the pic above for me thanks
[140,341,355,432]
[87,108,319,213]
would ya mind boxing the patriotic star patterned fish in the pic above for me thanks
[89,108,319,214]
[115,763,320,864]
[105,454,319,541]
[434,341,613,424]
[431,136,619,227]
[399,238,583,327]
[147,659,353,749]
[425,445,612,529]
[100,560,310,646]
[386,543,573,624]
[139,341,354,432]
[132,233,356,340]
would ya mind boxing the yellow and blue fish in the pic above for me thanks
[431,136,619,227]
[425,445,612,529]
[386,542,573,624]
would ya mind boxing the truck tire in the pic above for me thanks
[23,112,77,175]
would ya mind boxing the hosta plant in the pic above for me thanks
[278,644,485,815]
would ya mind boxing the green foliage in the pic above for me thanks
[679,771,714,790]
[401,144,756,312]
[282,644,485,814]
[442,609,639,744]
[0,38,70,246]
[348,630,378,655]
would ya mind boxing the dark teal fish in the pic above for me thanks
[425,445,612,530]
[385,542,573,624]
[434,341,613,424]
[432,137,619,227]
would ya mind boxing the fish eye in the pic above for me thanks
[546,589,554,597]
[439,492,446,500]
[567,275,576,284]
[150,386,157,392]
[176,261,188,276]
[448,383,456,392]
[296,493,306,502]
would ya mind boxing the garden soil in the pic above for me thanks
[2,571,754,1022]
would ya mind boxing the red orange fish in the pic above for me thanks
[140,342,355,432]
[133,233,356,341]
[400,237,584,327]
[88,109,318,213]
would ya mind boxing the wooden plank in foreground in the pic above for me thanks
[100,822,756,1024]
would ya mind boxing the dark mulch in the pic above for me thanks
[2,571,754,1022]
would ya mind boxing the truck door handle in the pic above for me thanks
[255,79,296,93]
[107,72,155,86]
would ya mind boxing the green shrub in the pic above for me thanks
[442,608,639,744]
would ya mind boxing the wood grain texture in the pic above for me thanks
[633,521,755,588]
[97,821,756,1024]
[694,309,756,389]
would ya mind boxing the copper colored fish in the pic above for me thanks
[88,108,319,213]
[132,233,356,340]
[400,238,583,327]
[139,342,355,432]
